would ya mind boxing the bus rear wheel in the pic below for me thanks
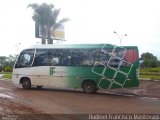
[83,81,96,93]
[22,78,31,90]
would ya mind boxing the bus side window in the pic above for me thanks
[33,49,46,66]
[60,49,67,66]
[71,49,83,66]
[99,52,110,65]
[61,49,78,66]
[92,49,103,66]
[33,49,60,66]
[81,49,94,66]
[114,47,126,58]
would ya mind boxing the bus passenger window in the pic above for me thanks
[52,57,59,65]
[33,49,46,66]
[114,47,126,58]
[33,49,60,66]
[81,49,94,66]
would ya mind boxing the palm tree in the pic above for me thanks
[28,3,69,44]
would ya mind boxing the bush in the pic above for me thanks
[4,66,13,72]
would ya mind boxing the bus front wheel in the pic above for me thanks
[83,81,96,93]
[21,78,31,90]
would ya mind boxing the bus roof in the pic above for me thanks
[28,44,138,49]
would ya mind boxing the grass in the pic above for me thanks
[140,67,160,80]
[140,75,160,80]
[0,72,12,79]
[140,67,160,72]
[0,72,12,74]
[2,74,12,79]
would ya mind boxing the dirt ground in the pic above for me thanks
[0,79,160,120]
[105,80,160,98]
[138,80,160,98]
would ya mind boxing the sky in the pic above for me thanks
[0,0,160,59]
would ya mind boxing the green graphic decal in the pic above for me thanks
[92,44,135,89]
[50,67,55,75]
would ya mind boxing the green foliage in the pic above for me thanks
[4,66,13,72]
[141,52,160,68]
[0,55,17,72]
[0,56,7,71]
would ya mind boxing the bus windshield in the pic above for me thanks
[15,49,35,68]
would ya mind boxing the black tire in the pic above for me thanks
[22,78,31,90]
[83,81,96,93]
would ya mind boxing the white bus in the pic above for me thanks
[12,44,139,93]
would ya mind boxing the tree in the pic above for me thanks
[0,55,17,72]
[28,3,69,44]
[0,56,7,72]
[4,66,13,72]
[141,52,159,68]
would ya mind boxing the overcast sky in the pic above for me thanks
[0,0,160,59]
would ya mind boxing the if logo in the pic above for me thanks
[50,67,55,75]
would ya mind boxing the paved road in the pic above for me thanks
[0,79,160,114]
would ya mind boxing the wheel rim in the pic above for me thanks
[22,79,31,89]
[24,81,29,86]
[84,82,94,93]
[86,84,92,92]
